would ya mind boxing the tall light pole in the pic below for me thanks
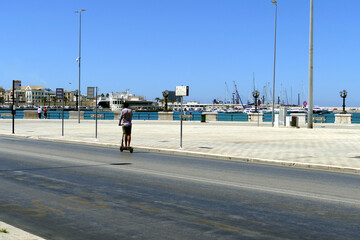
[75,9,86,124]
[307,0,313,128]
[271,0,277,127]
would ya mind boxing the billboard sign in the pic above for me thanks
[87,87,95,99]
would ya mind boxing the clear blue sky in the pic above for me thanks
[1,0,359,107]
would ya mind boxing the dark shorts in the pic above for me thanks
[122,126,132,135]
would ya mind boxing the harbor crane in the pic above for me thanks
[233,81,245,108]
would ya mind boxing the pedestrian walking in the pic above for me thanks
[37,107,42,119]
[43,107,48,119]
[118,102,133,150]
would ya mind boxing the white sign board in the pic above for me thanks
[175,86,189,96]
[14,80,21,91]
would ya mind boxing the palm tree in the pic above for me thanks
[52,96,57,107]
[64,96,68,106]
[42,97,47,106]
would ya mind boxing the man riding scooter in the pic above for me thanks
[119,102,133,152]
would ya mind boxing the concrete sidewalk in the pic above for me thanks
[1,119,360,173]
[1,119,360,239]
[0,221,45,240]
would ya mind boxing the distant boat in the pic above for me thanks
[217,109,227,113]
[244,108,255,114]
[288,107,307,114]
[305,106,333,114]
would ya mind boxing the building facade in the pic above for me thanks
[0,87,5,104]
[5,87,26,105]
[25,85,45,105]
[109,89,156,111]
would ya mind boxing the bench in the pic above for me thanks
[180,115,193,120]
[91,114,104,119]
[313,116,325,123]
[1,113,12,118]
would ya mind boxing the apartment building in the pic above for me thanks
[0,87,5,104]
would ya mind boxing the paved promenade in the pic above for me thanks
[1,119,360,239]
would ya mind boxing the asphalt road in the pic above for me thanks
[0,136,360,240]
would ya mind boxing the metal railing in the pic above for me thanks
[218,113,248,122]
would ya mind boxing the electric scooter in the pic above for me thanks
[120,133,133,153]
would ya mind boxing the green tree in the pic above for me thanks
[52,96,57,107]
[42,97,47,106]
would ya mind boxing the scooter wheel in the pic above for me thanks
[120,147,123,152]
[130,148,133,153]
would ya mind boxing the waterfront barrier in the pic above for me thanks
[352,114,360,123]
[218,112,248,121]
[90,114,104,120]
[45,111,70,119]
[335,114,352,124]
[248,113,264,123]
[132,112,158,120]
[84,111,114,120]
[173,112,201,121]
[313,116,325,123]
[0,110,24,119]
[1,110,360,124]
[1,112,12,118]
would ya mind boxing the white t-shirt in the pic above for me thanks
[120,108,133,127]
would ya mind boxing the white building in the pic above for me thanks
[109,89,155,111]
[25,85,45,105]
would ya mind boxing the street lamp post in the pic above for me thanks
[340,90,347,114]
[271,0,277,127]
[252,90,260,113]
[307,0,314,128]
[75,9,86,124]
[162,90,169,112]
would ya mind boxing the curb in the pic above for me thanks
[2,133,360,174]
[0,221,45,240]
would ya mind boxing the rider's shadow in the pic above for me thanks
[110,163,132,166]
